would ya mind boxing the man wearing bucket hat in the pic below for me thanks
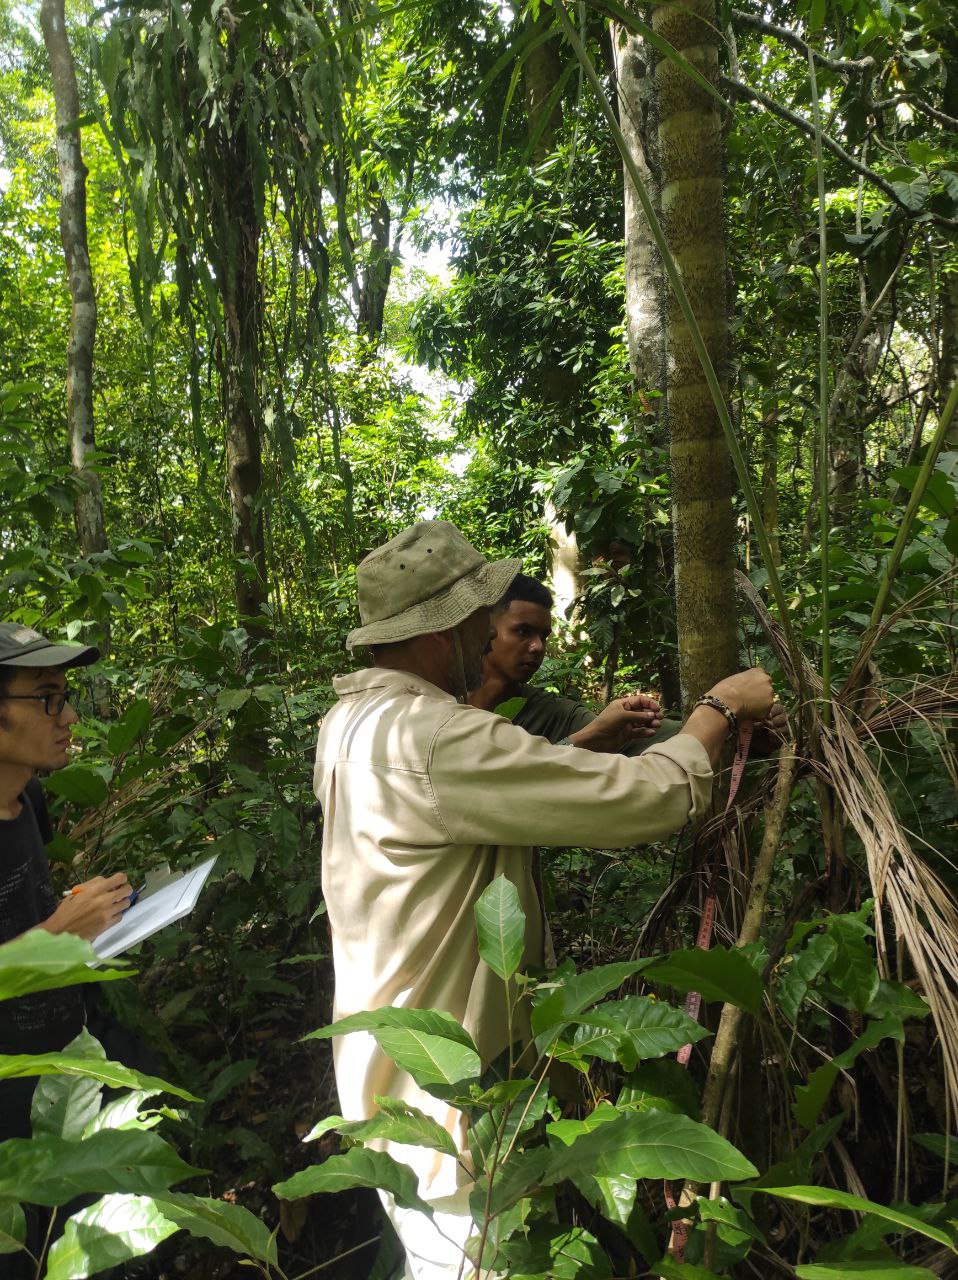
[313,521,774,1280]
[0,623,132,1145]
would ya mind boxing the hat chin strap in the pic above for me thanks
[451,629,469,704]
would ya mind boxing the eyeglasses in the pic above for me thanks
[0,690,73,716]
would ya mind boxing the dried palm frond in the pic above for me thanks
[860,676,958,736]
[841,568,958,699]
[821,702,958,1114]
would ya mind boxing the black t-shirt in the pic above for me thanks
[0,778,85,1056]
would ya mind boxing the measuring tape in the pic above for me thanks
[666,722,754,1257]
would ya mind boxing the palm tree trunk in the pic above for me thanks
[653,0,738,707]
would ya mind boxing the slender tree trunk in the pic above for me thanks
[654,0,738,708]
[613,22,663,404]
[612,18,681,706]
[357,183,392,348]
[216,123,269,636]
[39,0,108,570]
[761,410,781,566]
[524,19,584,610]
[523,12,563,165]
[942,267,958,446]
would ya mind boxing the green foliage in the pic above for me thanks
[475,873,526,980]
[273,1147,435,1216]
[2,0,957,1274]
[289,889,950,1276]
[0,931,128,1000]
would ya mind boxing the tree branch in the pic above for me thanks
[872,94,958,132]
[730,9,875,73]
[722,76,958,232]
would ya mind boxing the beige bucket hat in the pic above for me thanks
[347,521,521,650]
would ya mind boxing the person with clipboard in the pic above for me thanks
[0,622,134,1144]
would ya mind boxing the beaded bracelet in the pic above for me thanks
[694,693,739,738]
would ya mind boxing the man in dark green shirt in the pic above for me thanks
[469,575,785,753]
[468,574,680,753]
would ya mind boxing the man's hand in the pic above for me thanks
[707,668,775,725]
[569,693,663,753]
[681,668,775,770]
[40,872,132,941]
[752,700,789,755]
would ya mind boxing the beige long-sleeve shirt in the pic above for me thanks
[313,667,713,1197]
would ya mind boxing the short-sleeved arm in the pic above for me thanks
[429,706,712,850]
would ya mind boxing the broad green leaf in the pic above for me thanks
[43,766,108,808]
[31,1029,105,1140]
[0,1130,202,1205]
[86,1091,162,1136]
[45,1195,178,1279]
[867,980,930,1020]
[153,1193,277,1265]
[914,1132,958,1162]
[531,961,651,1042]
[650,1260,724,1279]
[474,875,525,981]
[305,1006,477,1053]
[571,1167,641,1237]
[827,929,880,1012]
[795,1264,937,1278]
[0,931,129,1001]
[32,1064,102,1141]
[775,934,836,1023]
[644,948,763,1014]
[273,1148,433,1216]
[754,1187,955,1249]
[617,1060,701,1120]
[469,1079,536,1108]
[794,1016,903,1128]
[792,1062,840,1131]
[569,996,710,1069]
[890,466,956,517]
[0,1201,25,1253]
[0,1050,197,1101]
[206,1059,257,1105]
[215,688,252,712]
[697,1195,766,1247]
[373,1028,481,1093]
[305,1098,458,1156]
[553,1024,621,1068]
[502,1222,612,1278]
[107,698,152,755]
[547,1100,620,1146]
[546,1109,758,1185]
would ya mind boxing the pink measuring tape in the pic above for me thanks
[665,722,753,1257]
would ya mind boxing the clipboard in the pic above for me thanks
[92,855,219,960]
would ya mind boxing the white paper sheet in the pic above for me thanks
[91,855,219,960]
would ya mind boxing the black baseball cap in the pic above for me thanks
[0,622,100,669]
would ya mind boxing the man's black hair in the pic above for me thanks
[493,573,553,614]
